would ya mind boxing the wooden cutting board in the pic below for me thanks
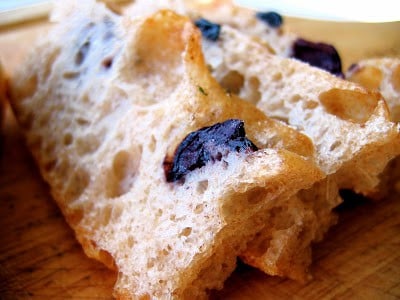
[0,15,400,300]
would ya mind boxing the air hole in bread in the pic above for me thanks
[102,57,113,69]
[43,48,61,80]
[17,74,38,101]
[179,227,192,238]
[194,203,204,214]
[246,76,261,104]
[63,71,80,80]
[147,259,155,269]
[107,148,142,198]
[289,94,301,103]
[64,168,90,201]
[76,134,100,156]
[127,236,136,248]
[220,70,244,94]
[392,64,400,92]
[161,246,171,257]
[319,88,379,124]
[302,100,318,109]
[76,118,90,126]
[63,133,73,146]
[330,140,342,151]
[81,93,90,104]
[196,180,209,194]
[156,208,163,217]
[272,72,283,81]
[75,41,90,66]
[348,66,383,90]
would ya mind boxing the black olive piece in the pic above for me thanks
[255,11,283,28]
[164,119,258,182]
[194,18,221,41]
[291,38,344,77]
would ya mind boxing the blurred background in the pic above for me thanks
[235,0,400,22]
[1,0,399,25]
[0,0,399,70]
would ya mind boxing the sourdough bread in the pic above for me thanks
[10,2,324,298]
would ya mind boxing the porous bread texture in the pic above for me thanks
[346,58,400,122]
[195,22,399,277]
[346,57,400,198]
[10,3,324,299]
[200,24,400,196]
[102,0,343,282]
[172,0,400,196]
[241,177,339,281]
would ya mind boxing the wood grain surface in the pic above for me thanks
[0,15,400,300]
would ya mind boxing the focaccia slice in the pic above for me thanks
[10,2,324,298]
[61,0,342,282]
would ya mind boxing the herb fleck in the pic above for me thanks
[198,86,208,96]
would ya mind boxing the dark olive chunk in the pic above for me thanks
[255,11,283,28]
[291,38,343,77]
[194,18,221,41]
[164,119,258,182]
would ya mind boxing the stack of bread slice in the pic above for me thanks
[8,0,400,298]
[124,0,400,280]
